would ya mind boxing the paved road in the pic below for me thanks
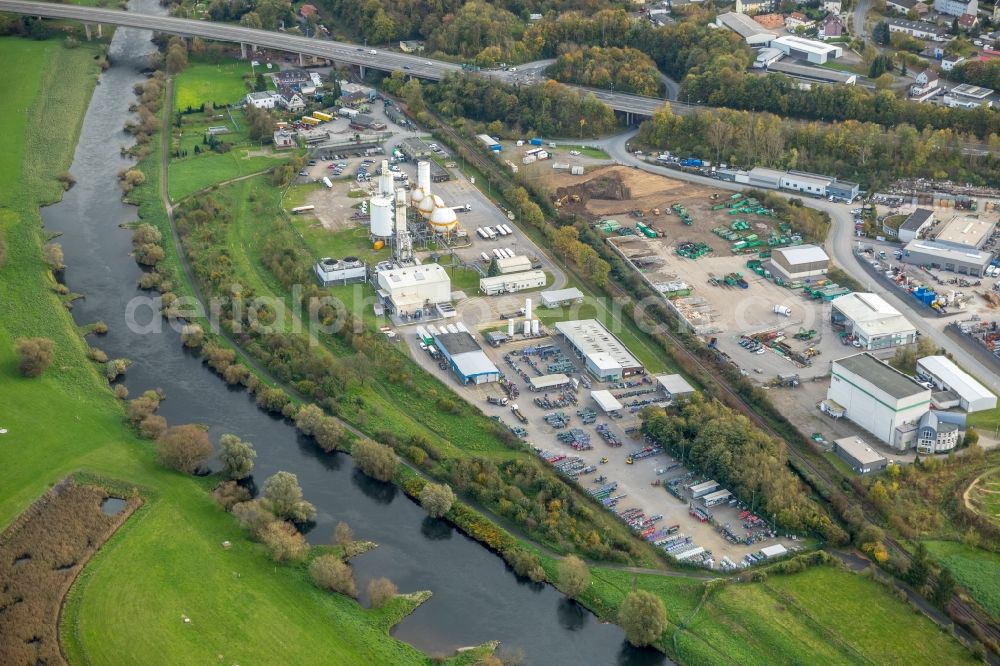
[589,130,998,390]
[853,0,872,38]
[0,0,678,116]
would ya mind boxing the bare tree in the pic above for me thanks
[15,337,55,377]
[367,577,398,608]
[156,424,212,474]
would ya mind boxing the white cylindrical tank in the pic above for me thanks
[532,319,540,335]
[508,318,515,336]
[379,160,392,195]
[395,187,407,205]
[524,320,531,336]
[525,298,532,320]
[369,196,393,238]
[417,161,431,194]
[773,304,791,317]
[429,206,458,233]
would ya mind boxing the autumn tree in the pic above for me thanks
[15,337,55,377]
[618,590,667,647]
[165,43,188,74]
[45,243,64,271]
[309,554,357,597]
[260,520,308,563]
[557,555,590,599]
[219,433,257,480]
[156,424,213,474]
[139,414,167,440]
[367,577,398,608]
[334,521,355,552]
[419,482,456,518]
[263,471,317,522]
[352,439,398,482]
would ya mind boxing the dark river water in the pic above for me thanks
[40,4,669,663]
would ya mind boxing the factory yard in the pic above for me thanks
[402,320,801,568]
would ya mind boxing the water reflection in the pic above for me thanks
[420,516,454,541]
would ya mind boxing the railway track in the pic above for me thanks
[430,118,1000,656]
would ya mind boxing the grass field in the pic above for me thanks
[0,36,450,665]
[925,540,1000,620]
[968,407,1000,434]
[173,58,257,111]
[168,148,289,201]
[964,467,1000,525]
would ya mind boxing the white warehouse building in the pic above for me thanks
[769,244,829,281]
[376,263,451,316]
[916,355,997,413]
[555,319,643,381]
[828,353,931,450]
[770,35,843,64]
[831,292,918,350]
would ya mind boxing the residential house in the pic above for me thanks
[272,68,311,87]
[910,68,939,95]
[245,91,278,109]
[277,92,306,112]
[823,0,842,13]
[942,55,966,70]
[921,44,946,59]
[958,12,978,28]
[735,0,775,14]
[273,131,296,148]
[819,14,845,39]
[785,11,813,29]
[933,0,977,16]
[886,0,929,13]
[888,18,947,40]
[299,3,317,18]
[398,40,425,53]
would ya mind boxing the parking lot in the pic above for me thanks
[402,325,801,567]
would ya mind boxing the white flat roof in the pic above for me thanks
[832,293,916,337]
[378,263,450,289]
[590,353,622,372]
[774,244,829,265]
[917,356,996,406]
[772,35,841,56]
[555,319,642,370]
[591,389,624,412]
[760,544,788,558]
[540,287,584,304]
[935,216,994,249]
[657,374,695,395]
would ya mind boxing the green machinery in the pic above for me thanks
[677,242,711,259]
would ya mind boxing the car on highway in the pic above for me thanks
[569,150,580,156]
[403,65,410,70]
[298,170,308,176]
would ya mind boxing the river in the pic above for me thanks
[39,2,668,663]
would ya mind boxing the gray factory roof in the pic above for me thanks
[900,208,934,232]
[435,331,481,356]
[834,437,887,465]
[834,352,928,400]
[904,240,992,265]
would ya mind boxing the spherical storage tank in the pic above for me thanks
[369,195,394,238]
[429,205,458,233]
[409,186,425,206]
[418,193,443,217]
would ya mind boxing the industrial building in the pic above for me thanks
[916,355,997,413]
[901,240,993,277]
[768,244,829,282]
[591,390,624,414]
[555,319,644,381]
[313,257,367,286]
[913,411,962,454]
[934,0,977,16]
[833,437,887,474]
[831,293,918,350]
[897,209,934,243]
[737,167,858,199]
[375,263,452,316]
[479,270,547,296]
[887,18,947,40]
[657,374,696,399]
[715,11,777,46]
[434,332,500,384]
[754,47,784,68]
[494,255,533,275]
[934,216,995,250]
[828,353,931,450]
[766,61,856,85]
[540,288,584,308]
[770,35,843,64]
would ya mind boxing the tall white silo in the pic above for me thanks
[369,195,394,239]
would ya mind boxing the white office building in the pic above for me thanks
[829,353,932,450]
[770,36,843,64]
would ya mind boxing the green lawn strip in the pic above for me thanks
[925,540,1000,620]
[968,407,1000,434]
[0,36,447,665]
[168,150,283,201]
[173,57,257,111]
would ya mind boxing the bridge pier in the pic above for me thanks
[298,52,304,66]
[97,23,102,37]
[359,64,366,78]
[240,42,246,59]
[84,23,91,41]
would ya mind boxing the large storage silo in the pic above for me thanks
[369,195,394,238]
[417,160,431,195]
[418,193,443,218]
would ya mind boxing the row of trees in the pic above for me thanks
[637,104,1000,189]
[548,44,663,97]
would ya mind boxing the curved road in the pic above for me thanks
[590,130,998,391]
[0,0,681,115]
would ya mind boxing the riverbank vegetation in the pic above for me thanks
[0,34,474,665]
